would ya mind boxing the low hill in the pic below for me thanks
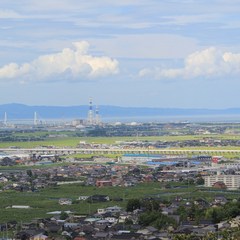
[1,103,240,121]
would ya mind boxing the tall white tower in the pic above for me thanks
[34,112,38,126]
[87,98,94,125]
[95,106,101,125]
[4,112,7,126]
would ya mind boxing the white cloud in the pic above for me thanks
[0,41,119,82]
[162,14,218,26]
[139,47,240,79]
[0,9,23,18]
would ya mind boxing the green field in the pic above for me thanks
[1,134,240,148]
[1,134,240,160]
[0,182,239,223]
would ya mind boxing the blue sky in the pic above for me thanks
[1,0,240,108]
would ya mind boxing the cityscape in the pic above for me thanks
[0,107,240,239]
[1,0,240,240]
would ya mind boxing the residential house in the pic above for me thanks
[105,206,122,214]
[59,198,72,205]
[213,195,228,205]
[78,196,89,201]
[30,233,48,240]
[96,179,113,187]
[87,195,110,203]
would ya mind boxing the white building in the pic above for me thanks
[204,175,240,190]
[121,154,163,163]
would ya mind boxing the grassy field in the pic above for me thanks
[0,182,239,223]
[1,134,240,148]
[0,137,80,148]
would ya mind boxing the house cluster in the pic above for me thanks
[0,160,236,193]
[3,195,240,240]
[1,156,240,194]
[0,156,26,166]
[77,138,240,150]
[115,138,240,149]
[0,164,152,191]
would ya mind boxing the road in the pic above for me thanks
[1,147,240,155]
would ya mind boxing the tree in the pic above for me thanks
[125,218,133,225]
[60,211,68,220]
[196,177,204,185]
[139,212,159,226]
[173,234,194,240]
[26,169,33,178]
[202,232,218,240]
[177,205,188,221]
[141,199,161,212]
[210,208,225,223]
[139,211,176,230]
[188,203,196,220]
[126,199,141,212]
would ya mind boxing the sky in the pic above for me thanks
[1,0,240,108]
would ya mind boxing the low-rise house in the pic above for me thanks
[217,221,230,230]
[212,181,227,189]
[16,230,46,240]
[95,219,110,230]
[162,207,175,215]
[44,222,62,233]
[97,208,106,214]
[118,213,130,223]
[96,179,113,187]
[0,176,8,182]
[92,231,109,239]
[30,233,48,240]
[63,222,80,230]
[105,206,122,214]
[229,216,240,228]
[0,157,16,166]
[59,198,72,205]
[87,195,110,202]
[110,232,142,240]
[84,217,101,224]
[105,216,117,224]
[78,196,89,201]
[50,215,61,221]
[137,226,158,235]
[73,236,87,240]
[213,195,228,205]
[155,231,171,240]
[194,198,210,208]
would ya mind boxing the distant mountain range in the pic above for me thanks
[1,103,240,120]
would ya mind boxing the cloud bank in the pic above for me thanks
[0,41,119,83]
[139,48,240,80]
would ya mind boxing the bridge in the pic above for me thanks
[1,148,240,156]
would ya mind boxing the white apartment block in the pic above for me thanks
[204,175,240,190]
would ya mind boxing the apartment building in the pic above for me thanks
[204,175,240,190]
